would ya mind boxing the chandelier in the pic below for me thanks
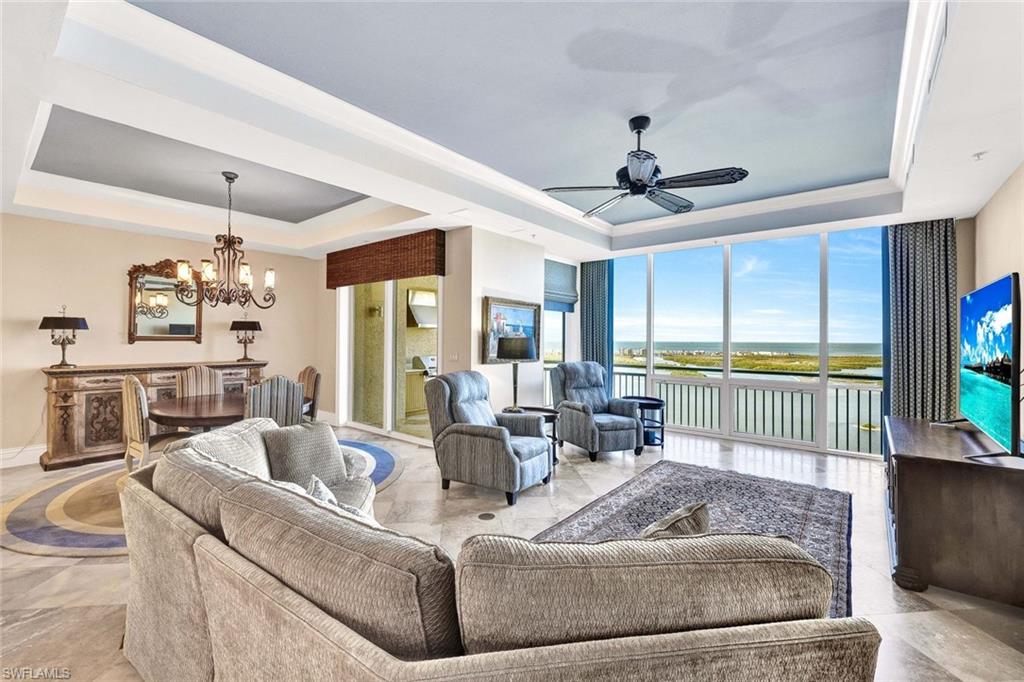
[135,289,169,319]
[175,171,277,309]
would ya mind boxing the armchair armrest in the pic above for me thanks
[557,401,593,417]
[437,422,511,445]
[495,413,546,439]
[608,398,640,418]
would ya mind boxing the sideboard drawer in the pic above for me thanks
[74,374,127,389]
[220,368,247,381]
[149,371,180,386]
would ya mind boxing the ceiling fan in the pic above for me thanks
[543,115,749,218]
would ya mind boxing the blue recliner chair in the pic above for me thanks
[425,371,552,505]
[550,361,644,462]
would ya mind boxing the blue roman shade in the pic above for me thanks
[544,259,578,313]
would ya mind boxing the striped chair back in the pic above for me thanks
[122,375,149,472]
[245,375,304,427]
[297,365,321,421]
[176,365,224,398]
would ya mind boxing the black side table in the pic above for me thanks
[623,395,666,448]
[516,406,560,465]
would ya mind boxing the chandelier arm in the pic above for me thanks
[248,290,277,310]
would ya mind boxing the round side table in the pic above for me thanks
[623,395,666,448]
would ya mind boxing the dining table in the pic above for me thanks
[148,393,311,432]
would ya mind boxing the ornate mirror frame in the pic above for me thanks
[128,259,203,344]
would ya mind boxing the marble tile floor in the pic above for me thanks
[2,427,1023,681]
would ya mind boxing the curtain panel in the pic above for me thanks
[580,260,613,393]
[887,218,958,421]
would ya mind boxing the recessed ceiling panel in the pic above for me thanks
[31,106,366,223]
[131,2,907,224]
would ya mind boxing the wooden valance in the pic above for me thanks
[325,229,445,288]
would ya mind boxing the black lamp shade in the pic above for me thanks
[230,320,262,332]
[39,316,89,331]
[497,335,536,361]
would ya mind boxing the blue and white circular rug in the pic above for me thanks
[1,439,401,558]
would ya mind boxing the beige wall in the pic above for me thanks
[975,162,1024,285]
[0,213,331,452]
[470,228,546,409]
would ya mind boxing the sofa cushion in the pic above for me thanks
[164,418,276,480]
[445,371,497,427]
[220,481,461,661]
[560,362,609,413]
[509,436,549,462]
[151,447,261,535]
[593,413,638,431]
[456,534,832,655]
[641,501,710,538]
[263,422,347,488]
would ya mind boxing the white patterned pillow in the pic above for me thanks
[263,422,347,488]
[306,475,338,505]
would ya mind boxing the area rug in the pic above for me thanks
[533,460,852,618]
[1,440,402,558]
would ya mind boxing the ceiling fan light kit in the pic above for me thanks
[544,115,749,218]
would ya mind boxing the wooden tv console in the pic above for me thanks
[884,416,1024,606]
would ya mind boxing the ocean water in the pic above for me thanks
[960,367,1013,452]
[616,341,882,356]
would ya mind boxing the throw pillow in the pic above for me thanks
[306,474,338,506]
[263,422,347,489]
[640,501,710,539]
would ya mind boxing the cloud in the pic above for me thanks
[733,256,765,278]
[963,303,1013,364]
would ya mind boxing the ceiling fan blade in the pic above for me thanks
[543,185,622,193]
[656,167,749,189]
[583,192,630,218]
[647,189,694,214]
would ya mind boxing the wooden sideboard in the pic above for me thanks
[40,360,267,470]
[885,416,1024,606]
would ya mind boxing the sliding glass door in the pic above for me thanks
[348,276,441,442]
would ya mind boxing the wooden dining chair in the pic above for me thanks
[297,365,321,422]
[245,375,304,426]
[122,375,150,473]
[176,365,223,397]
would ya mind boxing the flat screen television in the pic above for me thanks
[959,273,1020,456]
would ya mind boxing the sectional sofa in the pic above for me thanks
[119,418,881,681]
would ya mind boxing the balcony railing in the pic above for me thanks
[543,365,883,456]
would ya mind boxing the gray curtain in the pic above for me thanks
[580,260,612,391]
[888,218,958,420]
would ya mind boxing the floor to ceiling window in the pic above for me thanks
[612,255,648,397]
[610,227,884,456]
[652,246,723,430]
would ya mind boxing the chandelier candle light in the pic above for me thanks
[175,171,277,309]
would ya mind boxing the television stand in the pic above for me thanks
[928,417,969,428]
[885,417,1024,606]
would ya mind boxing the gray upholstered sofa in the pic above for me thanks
[120,418,881,681]
[551,361,644,461]
[425,371,551,504]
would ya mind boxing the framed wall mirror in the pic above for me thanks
[128,259,203,344]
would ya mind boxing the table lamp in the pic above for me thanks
[497,336,537,413]
[38,305,89,368]
[230,319,262,361]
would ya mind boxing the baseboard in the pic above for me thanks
[1,444,46,470]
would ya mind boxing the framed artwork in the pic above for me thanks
[482,296,541,364]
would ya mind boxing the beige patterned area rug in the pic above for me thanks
[534,460,852,618]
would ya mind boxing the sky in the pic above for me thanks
[613,226,884,346]
[960,275,1014,366]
